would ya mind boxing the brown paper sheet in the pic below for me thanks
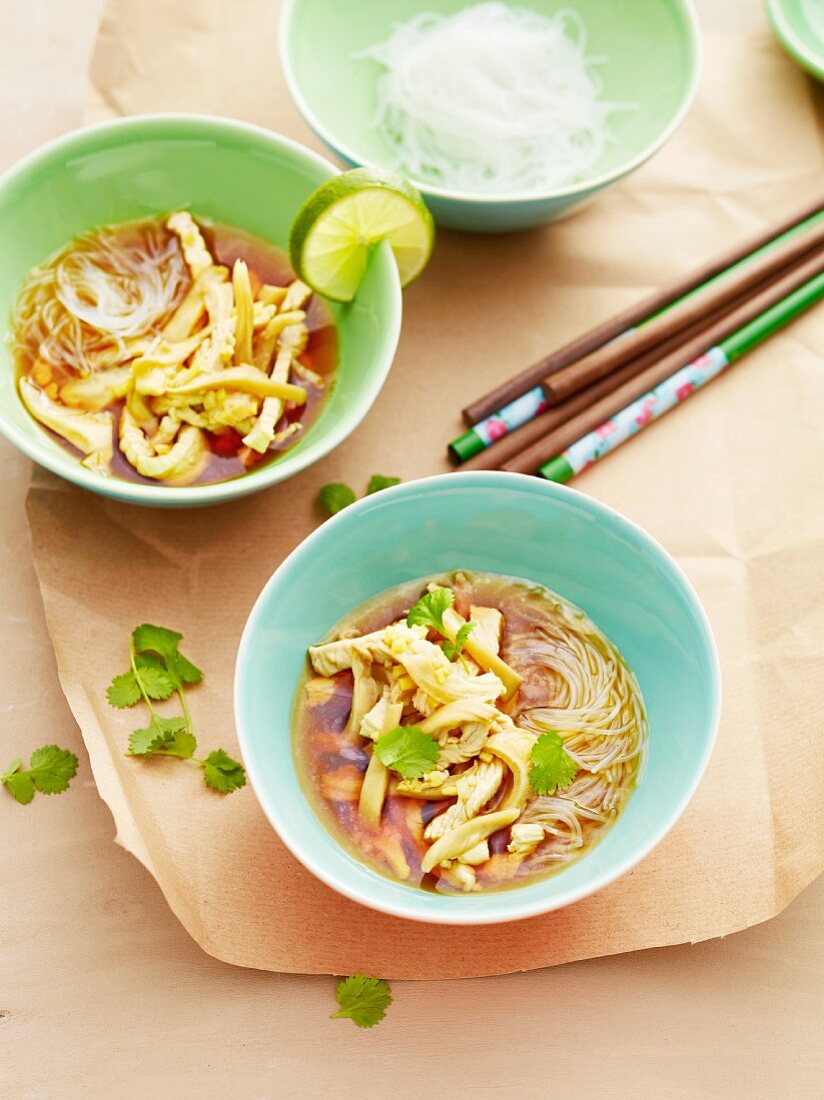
[23,0,823,979]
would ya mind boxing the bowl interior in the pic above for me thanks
[0,116,400,505]
[767,0,824,81]
[235,474,720,923]
[282,0,699,198]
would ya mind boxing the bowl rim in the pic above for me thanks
[765,0,824,82]
[279,0,703,207]
[234,470,723,925]
[0,112,403,507]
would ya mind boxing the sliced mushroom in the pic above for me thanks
[19,377,113,462]
[421,807,520,873]
[308,631,385,676]
[119,406,206,483]
[485,725,537,811]
[416,698,499,737]
[167,211,213,278]
[59,366,132,411]
[424,758,504,841]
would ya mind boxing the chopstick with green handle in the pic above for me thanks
[539,268,824,483]
[451,203,824,463]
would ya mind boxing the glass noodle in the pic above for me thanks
[356,3,637,194]
[12,222,189,378]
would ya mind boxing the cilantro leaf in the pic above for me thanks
[27,745,79,793]
[1,758,32,804]
[132,623,182,656]
[366,474,401,495]
[166,650,203,686]
[319,483,356,516]
[137,664,177,700]
[373,726,440,779]
[107,671,142,708]
[132,624,203,688]
[128,722,169,756]
[162,726,197,759]
[202,749,246,793]
[331,975,392,1029]
[406,587,454,635]
[128,716,194,758]
[3,771,35,805]
[106,661,175,708]
[529,732,578,796]
[2,745,78,804]
[443,621,474,661]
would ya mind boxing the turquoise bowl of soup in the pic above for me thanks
[279,0,701,232]
[0,115,402,507]
[235,472,721,924]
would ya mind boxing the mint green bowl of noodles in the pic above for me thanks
[235,472,721,923]
[280,0,701,232]
[0,115,401,506]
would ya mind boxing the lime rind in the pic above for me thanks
[289,168,435,302]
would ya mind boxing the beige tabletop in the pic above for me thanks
[1,1,822,1096]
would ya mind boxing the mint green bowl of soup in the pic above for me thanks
[235,472,721,924]
[279,0,701,232]
[766,0,824,82]
[0,115,401,507]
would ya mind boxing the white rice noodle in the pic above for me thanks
[12,222,189,377]
[507,590,648,867]
[356,2,636,194]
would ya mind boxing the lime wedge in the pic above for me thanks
[289,168,435,302]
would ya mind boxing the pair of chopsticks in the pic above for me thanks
[449,195,824,479]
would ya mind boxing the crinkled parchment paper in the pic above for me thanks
[25,0,824,977]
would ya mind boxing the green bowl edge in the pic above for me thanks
[765,0,824,82]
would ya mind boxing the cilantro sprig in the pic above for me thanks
[373,725,440,780]
[406,587,453,633]
[107,624,246,794]
[331,974,392,1029]
[528,731,578,796]
[318,474,401,517]
[1,745,78,805]
[202,749,248,793]
[133,624,203,690]
[442,621,474,661]
[406,587,474,664]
